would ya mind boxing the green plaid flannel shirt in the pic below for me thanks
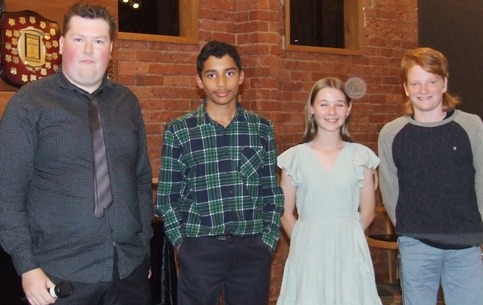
[156,100,284,252]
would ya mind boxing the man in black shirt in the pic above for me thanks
[0,3,152,305]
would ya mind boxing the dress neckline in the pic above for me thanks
[303,142,349,172]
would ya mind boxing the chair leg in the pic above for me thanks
[387,250,393,283]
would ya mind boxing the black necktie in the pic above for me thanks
[88,99,112,218]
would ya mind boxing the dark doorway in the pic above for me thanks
[418,0,483,118]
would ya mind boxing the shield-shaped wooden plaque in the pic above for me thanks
[0,10,61,87]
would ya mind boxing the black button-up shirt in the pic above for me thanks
[0,71,153,282]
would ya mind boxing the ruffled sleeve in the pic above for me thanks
[277,144,304,186]
[352,143,380,188]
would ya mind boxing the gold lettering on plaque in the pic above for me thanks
[18,28,46,67]
[26,34,40,60]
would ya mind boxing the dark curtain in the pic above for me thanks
[0,246,24,305]
[150,221,178,305]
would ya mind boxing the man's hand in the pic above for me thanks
[22,268,57,305]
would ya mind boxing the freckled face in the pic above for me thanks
[196,55,244,107]
[59,16,113,93]
[404,64,447,115]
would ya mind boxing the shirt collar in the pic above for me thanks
[197,99,247,126]
[56,68,112,98]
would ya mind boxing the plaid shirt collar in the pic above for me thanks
[196,99,248,126]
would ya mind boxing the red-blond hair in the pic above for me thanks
[400,47,461,115]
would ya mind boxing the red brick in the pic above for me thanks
[113,0,420,299]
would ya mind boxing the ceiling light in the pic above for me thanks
[119,0,141,9]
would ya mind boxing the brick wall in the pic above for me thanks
[117,0,418,300]
[2,0,419,301]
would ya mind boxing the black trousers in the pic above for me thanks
[177,235,272,305]
[50,251,151,305]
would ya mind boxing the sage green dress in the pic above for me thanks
[276,142,382,305]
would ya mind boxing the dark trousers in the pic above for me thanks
[177,235,272,305]
[50,251,151,305]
